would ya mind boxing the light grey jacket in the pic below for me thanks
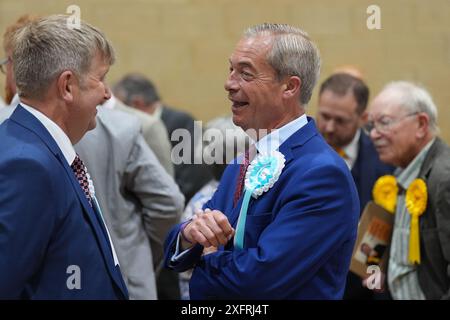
[115,100,174,177]
[75,107,184,299]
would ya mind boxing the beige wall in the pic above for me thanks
[1,0,449,142]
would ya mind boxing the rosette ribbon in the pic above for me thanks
[406,178,427,264]
[372,175,398,214]
[234,151,285,249]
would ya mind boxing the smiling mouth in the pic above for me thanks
[374,144,387,151]
[231,100,249,108]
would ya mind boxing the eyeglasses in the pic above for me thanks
[363,112,419,135]
[0,57,11,75]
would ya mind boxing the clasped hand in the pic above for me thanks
[181,209,235,253]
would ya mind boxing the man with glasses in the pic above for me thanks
[317,73,394,300]
[0,57,10,74]
[0,15,39,121]
[0,57,6,108]
[317,73,393,213]
[0,55,13,110]
[366,81,450,300]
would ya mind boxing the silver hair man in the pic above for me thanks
[366,82,450,300]
[376,81,439,134]
[243,23,321,106]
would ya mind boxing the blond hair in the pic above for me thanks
[12,14,115,99]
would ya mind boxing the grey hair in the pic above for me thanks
[205,115,249,156]
[381,81,439,134]
[12,14,115,100]
[113,73,160,106]
[244,23,321,106]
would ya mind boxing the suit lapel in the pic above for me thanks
[352,133,368,198]
[230,193,253,229]
[351,133,364,182]
[10,105,61,155]
[419,138,441,179]
[278,116,318,166]
[57,146,128,298]
[229,117,319,228]
[11,106,128,298]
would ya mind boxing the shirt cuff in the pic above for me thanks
[170,232,194,262]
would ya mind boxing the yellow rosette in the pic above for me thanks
[406,178,428,264]
[372,175,398,214]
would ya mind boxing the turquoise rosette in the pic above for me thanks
[245,151,286,199]
[234,150,285,249]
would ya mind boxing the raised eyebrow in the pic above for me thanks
[374,115,394,124]
[379,115,393,121]
[228,59,255,70]
[238,61,255,70]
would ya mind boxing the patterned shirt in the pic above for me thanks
[387,139,435,300]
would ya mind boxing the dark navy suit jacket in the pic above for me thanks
[164,118,360,299]
[351,131,395,213]
[344,131,394,300]
[0,106,128,299]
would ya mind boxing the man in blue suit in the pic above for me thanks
[0,15,128,299]
[316,73,394,299]
[164,23,360,299]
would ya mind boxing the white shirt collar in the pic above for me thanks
[254,114,308,155]
[342,128,361,169]
[20,102,76,165]
[0,97,6,109]
[9,93,20,109]
[153,104,163,119]
[102,95,116,109]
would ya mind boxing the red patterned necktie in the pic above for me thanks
[71,154,93,207]
[233,150,250,207]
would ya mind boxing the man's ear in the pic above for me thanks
[416,112,430,139]
[57,70,76,103]
[359,111,368,126]
[282,76,301,99]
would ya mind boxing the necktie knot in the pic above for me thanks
[71,154,93,207]
[335,147,347,159]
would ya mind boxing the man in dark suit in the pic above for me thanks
[164,23,360,299]
[114,74,213,299]
[113,74,212,204]
[316,73,394,299]
[0,15,128,299]
[317,73,394,212]
[367,81,450,299]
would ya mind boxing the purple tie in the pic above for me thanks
[71,154,93,207]
[233,150,250,207]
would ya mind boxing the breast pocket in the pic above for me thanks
[244,212,273,248]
